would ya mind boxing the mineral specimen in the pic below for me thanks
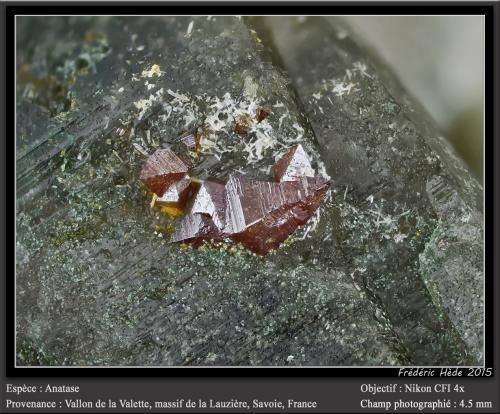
[16,15,483,368]
[170,146,330,255]
[272,144,316,182]
[224,175,330,255]
[139,148,190,196]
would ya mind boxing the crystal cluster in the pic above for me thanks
[139,148,194,213]
[139,148,190,197]
[141,144,330,255]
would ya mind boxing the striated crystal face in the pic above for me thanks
[190,178,226,229]
[171,213,223,245]
[169,145,331,255]
[224,175,321,233]
[272,144,315,182]
[225,176,330,255]
[139,140,330,255]
[139,148,190,196]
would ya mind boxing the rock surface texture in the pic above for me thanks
[16,16,483,366]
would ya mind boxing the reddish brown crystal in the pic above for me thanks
[224,176,330,254]
[139,148,190,196]
[255,107,271,123]
[167,144,331,255]
[272,144,315,182]
[234,115,252,135]
[171,213,223,245]
[172,175,330,255]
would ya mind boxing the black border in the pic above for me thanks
[4,1,498,379]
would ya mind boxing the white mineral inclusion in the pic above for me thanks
[186,21,194,37]
[280,144,315,182]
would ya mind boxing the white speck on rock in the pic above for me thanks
[393,233,408,244]
[186,21,194,37]
[134,88,164,120]
[353,61,373,79]
[141,64,163,78]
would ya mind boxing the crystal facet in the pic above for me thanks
[190,178,226,229]
[156,174,193,206]
[272,144,315,182]
[224,175,330,254]
[139,148,190,196]
[171,213,223,245]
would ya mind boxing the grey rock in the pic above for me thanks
[15,16,483,366]
[263,16,483,364]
